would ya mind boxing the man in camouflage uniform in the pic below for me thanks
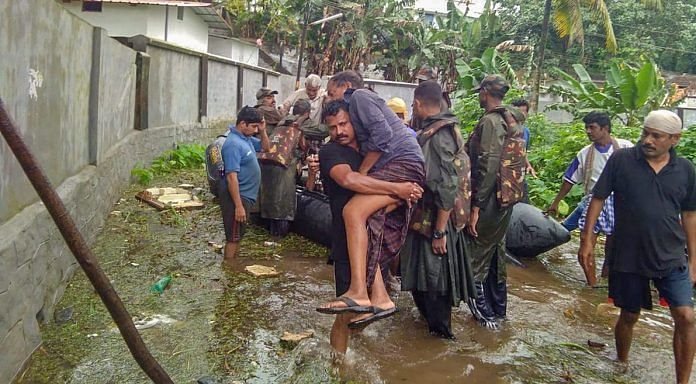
[255,87,283,131]
[257,100,308,236]
[465,75,523,329]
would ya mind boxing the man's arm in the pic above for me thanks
[279,90,299,116]
[225,172,247,223]
[257,120,270,152]
[683,211,696,283]
[329,163,420,201]
[546,180,574,216]
[432,208,451,254]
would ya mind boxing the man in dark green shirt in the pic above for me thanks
[400,81,475,339]
[465,75,522,329]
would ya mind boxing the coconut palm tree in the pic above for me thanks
[530,0,663,111]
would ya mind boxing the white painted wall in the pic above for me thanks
[62,3,209,52]
[208,36,259,66]
[147,6,208,52]
[413,0,487,17]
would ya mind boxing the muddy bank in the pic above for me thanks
[17,169,688,383]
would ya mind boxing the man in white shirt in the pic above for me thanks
[547,111,633,285]
[280,74,326,124]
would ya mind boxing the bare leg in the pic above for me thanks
[615,309,640,362]
[670,305,696,384]
[579,230,598,286]
[369,265,395,311]
[223,241,240,264]
[318,194,400,310]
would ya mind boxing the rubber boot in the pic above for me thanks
[467,281,499,330]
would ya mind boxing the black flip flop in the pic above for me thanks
[348,306,398,329]
[316,296,373,314]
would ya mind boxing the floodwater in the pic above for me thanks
[17,172,691,384]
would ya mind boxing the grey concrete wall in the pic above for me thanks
[147,44,200,127]
[207,58,239,122]
[242,68,265,106]
[95,29,137,163]
[0,1,93,223]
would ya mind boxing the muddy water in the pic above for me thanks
[17,171,690,383]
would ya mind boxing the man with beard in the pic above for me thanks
[255,87,283,131]
[580,110,696,383]
[465,75,521,329]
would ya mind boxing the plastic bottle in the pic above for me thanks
[151,275,172,294]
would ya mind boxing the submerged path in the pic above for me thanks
[17,169,690,383]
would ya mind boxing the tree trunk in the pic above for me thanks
[531,0,552,112]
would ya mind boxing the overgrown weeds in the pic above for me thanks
[131,143,206,185]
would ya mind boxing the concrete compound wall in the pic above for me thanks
[0,1,93,223]
[0,1,282,382]
[94,29,137,163]
[207,58,239,122]
[147,44,201,127]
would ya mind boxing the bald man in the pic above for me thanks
[580,110,696,383]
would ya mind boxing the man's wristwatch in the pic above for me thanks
[433,229,447,239]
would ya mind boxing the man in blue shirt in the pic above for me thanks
[219,106,270,263]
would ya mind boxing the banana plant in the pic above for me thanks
[547,60,678,126]
[454,47,518,96]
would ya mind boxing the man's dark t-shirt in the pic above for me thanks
[319,141,362,263]
[592,145,696,278]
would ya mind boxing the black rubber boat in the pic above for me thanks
[291,188,570,258]
[290,187,333,247]
[505,203,571,258]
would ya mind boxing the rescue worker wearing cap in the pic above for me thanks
[255,87,284,132]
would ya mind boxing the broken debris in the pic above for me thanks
[244,265,280,277]
[136,187,204,210]
[280,330,313,349]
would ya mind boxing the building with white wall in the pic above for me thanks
[60,0,231,54]
[208,35,260,66]
[413,0,487,23]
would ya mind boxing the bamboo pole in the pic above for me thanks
[0,99,173,384]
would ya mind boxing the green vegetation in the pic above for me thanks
[548,59,678,126]
[131,143,206,185]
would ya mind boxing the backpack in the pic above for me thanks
[491,106,526,208]
[205,132,228,197]
[409,119,471,236]
[256,119,303,168]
